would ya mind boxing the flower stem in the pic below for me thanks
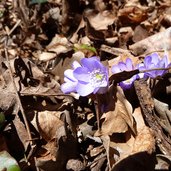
[95,94,101,132]
[140,66,171,73]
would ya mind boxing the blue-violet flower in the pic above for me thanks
[138,53,169,78]
[61,57,109,96]
[112,58,139,89]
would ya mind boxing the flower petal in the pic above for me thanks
[111,65,122,73]
[72,61,81,69]
[61,81,77,94]
[73,67,90,82]
[76,82,94,96]
[81,57,102,72]
[64,69,77,81]
[118,62,127,71]
[150,53,160,65]
[125,58,133,70]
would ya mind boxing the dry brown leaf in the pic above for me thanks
[31,110,64,141]
[118,6,147,24]
[96,86,135,136]
[35,52,57,62]
[132,25,149,43]
[85,10,116,30]
[101,107,155,169]
[129,27,171,55]
[132,126,155,154]
[13,116,30,151]
[46,34,71,54]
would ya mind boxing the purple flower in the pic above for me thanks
[139,53,169,78]
[112,58,139,89]
[61,61,81,94]
[61,57,109,96]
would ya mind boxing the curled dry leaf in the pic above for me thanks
[101,107,155,169]
[85,10,116,30]
[96,86,135,136]
[31,110,64,141]
[118,6,147,24]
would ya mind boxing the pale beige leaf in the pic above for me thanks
[130,27,171,55]
[31,111,64,142]
[101,107,155,169]
[46,34,71,54]
[85,10,116,30]
[132,126,155,154]
[37,52,56,62]
[98,86,135,136]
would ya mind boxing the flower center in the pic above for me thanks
[89,69,106,87]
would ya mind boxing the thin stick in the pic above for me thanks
[0,20,21,43]
[136,50,164,58]
[4,37,35,159]
[20,92,75,97]
[140,66,171,73]
[8,19,21,36]
[95,94,102,132]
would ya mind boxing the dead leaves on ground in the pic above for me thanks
[1,0,171,170]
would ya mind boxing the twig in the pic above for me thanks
[20,92,75,98]
[86,153,107,168]
[136,50,164,58]
[4,37,36,160]
[0,19,21,43]
[134,79,171,155]
[7,19,21,36]
[140,66,171,73]
[95,94,102,132]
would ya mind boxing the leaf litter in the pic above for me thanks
[1,0,171,170]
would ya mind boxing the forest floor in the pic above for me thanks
[1,0,171,170]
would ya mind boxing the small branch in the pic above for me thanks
[140,66,171,73]
[95,94,101,132]
[1,19,21,43]
[136,50,164,58]
[20,92,75,98]
[7,19,21,36]
[4,37,36,159]
[134,79,171,155]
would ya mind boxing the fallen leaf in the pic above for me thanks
[36,52,57,62]
[129,27,171,55]
[31,110,64,141]
[46,34,72,54]
[85,10,116,30]
[96,86,136,136]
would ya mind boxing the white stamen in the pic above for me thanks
[89,69,106,87]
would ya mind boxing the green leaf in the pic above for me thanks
[0,151,21,171]
[74,44,97,54]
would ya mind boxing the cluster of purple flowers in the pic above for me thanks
[112,53,170,89]
[61,53,170,96]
